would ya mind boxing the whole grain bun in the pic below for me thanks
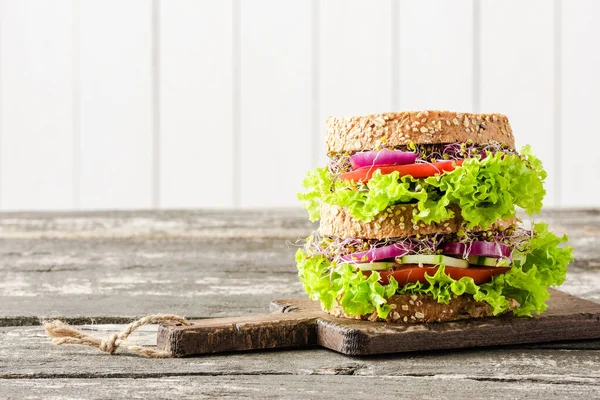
[326,293,518,323]
[319,203,516,239]
[326,110,515,154]
[319,203,460,238]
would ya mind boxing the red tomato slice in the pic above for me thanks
[372,265,510,286]
[340,160,463,183]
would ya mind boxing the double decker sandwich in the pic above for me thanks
[297,111,573,323]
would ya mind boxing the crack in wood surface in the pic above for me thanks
[1,370,598,385]
[2,209,600,397]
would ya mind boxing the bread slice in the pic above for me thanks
[319,203,461,238]
[326,110,514,154]
[319,203,515,239]
[325,294,518,323]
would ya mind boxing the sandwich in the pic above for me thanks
[296,111,573,323]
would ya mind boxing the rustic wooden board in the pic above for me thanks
[1,209,600,398]
[5,324,600,378]
[312,289,600,355]
[3,375,600,400]
[158,289,600,356]
[2,209,600,326]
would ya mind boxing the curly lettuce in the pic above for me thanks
[296,249,399,318]
[296,223,573,319]
[298,145,546,229]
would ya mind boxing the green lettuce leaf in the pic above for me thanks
[297,167,333,222]
[297,146,547,229]
[296,248,398,318]
[296,223,573,319]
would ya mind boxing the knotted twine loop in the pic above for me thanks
[43,314,190,358]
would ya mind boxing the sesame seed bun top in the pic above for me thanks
[325,110,515,154]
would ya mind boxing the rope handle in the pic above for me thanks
[43,314,190,358]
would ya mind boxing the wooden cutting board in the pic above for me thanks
[157,289,600,357]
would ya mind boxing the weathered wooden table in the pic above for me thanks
[1,209,599,399]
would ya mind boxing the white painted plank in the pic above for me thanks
[239,0,312,207]
[79,0,153,209]
[561,0,600,207]
[319,0,393,165]
[398,0,473,111]
[480,1,557,207]
[0,0,74,210]
[159,0,233,208]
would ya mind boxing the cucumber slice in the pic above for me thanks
[468,256,511,267]
[354,262,396,271]
[397,254,469,269]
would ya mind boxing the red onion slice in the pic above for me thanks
[350,149,418,170]
[442,241,511,259]
[341,243,414,264]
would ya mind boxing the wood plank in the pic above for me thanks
[159,0,234,208]
[561,0,600,207]
[2,375,598,399]
[158,312,321,356]
[0,0,74,210]
[158,290,600,356]
[319,0,393,166]
[317,290,600,355]
[79,0,153,209]
[239,0,313,207]
[0,209,592,237]
[480,0,557,206]
[3,325,600,379]
[0,209,598,325]
[0,209,315,238]
[1,246,594,327]
[0,236,307,325]
[397,0,473,111]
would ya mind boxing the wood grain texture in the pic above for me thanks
[317,290,600,355]
[3,376,598,400]
[4,324,600,377]
[2,375,600,400]
[158,312,321,356]
[1,208,600,397]
[158,290,600,356]
[1,209,599,325]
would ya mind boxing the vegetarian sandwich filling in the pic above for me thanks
[305,226,530,266]
[328,140,516,175]
[299,142,546,229]
[297,223,571,320]
[296,141,573,320]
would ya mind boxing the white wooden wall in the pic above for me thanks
[0,0,598,211]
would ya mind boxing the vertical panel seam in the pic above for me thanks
[0,0,3,209]
[232,0,241,207]
[311,0,320,168]
[152,0,161,208]
[472,0,481,112]
[553,0,562,207]
[391,0,399,110]
[72,0,81,210]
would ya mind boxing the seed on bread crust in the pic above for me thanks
[319,203,516,239]
[325,294,519,323]
[325,110,514,153]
